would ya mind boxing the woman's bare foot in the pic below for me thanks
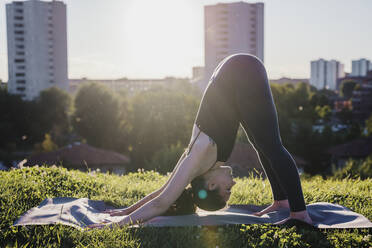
[253,199,290,216]
[274,210,313,225]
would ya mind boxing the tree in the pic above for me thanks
[72,83,128,152]
[35,87,72,146]
[127,88,199,166]
[315,105,332,122]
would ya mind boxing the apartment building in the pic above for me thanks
[201,2,264,90]
[6,0,68,100]
[351,58,371,77]
[310,59,344,90]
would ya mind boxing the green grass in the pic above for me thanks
[0,166,371,247]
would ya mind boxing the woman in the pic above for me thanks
[89,54,313,229]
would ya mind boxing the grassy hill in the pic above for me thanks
[0,166,371,247]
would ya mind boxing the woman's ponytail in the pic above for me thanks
[163,187,197,216]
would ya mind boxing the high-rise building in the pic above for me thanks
[310,59,344,90]
[351,58,371,77]
[201,2,264,90]
[6,0,68,101]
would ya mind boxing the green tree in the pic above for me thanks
[72,83,128,152]
[35,87,72,146]
[127,88,199,167]
[315,105,332,122]
[41,133,58,152]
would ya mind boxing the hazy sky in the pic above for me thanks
[0,0,371,81]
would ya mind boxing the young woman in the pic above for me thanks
[89,53,313,229]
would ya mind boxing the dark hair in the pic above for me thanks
[163,175,226,216]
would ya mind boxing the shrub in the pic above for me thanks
[332,156,372,180]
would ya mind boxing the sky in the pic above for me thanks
[0,0,371,81]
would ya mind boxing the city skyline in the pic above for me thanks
[0,0,371,82]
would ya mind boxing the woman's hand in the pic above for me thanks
[103,207,132,216]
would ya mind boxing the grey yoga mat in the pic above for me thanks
[12,197,372,230]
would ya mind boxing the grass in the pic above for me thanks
[0,166,371,247]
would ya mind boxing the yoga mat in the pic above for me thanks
[12,197,372,230]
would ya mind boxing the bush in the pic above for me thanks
[332,156,372,180]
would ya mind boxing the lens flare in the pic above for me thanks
[198,189,207,199]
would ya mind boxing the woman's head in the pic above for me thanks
[164,165,236,215]
[192,166,236,209]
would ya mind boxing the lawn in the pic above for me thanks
[0,166,371,247]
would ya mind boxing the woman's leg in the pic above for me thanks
[222,54,311,223]
[243,126,288,201]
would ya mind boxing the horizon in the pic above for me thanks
[0,0,371,82]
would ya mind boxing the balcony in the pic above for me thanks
[14,59,25,63]
[15,73,25,77]
[16,87,26,91]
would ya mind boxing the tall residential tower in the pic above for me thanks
[201,2,264,90]
[6,0,68,100]
[310,59,344,90]
[351,58,371,77]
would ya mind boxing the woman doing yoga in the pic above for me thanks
[89,54,313,229]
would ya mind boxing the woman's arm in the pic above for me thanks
[113,124,203,215]
[114,149,188,215]
[115,146,205,227]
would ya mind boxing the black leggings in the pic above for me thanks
[214,54,306,212]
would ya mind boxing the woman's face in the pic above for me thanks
[203,165,236,202]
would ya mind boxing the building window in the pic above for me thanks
[16,87,26,91]
[14,16,23,20]
[49,80,54,84]
[14,59,25,63]
[218,37,228,41]
[17,65,26,70]
[16,80,26,84]
[218,10,228,15]
[16,44,24,49]
[16,73,25,77]
[48,23,53,28]
[49,66,54,70]
[15,9,23,14]
[218,44,228,48]
[14,23,23,28]
[14,2,23,6]
[15,30,24,35]
[15,37,24,41]
[16,51,25,56]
